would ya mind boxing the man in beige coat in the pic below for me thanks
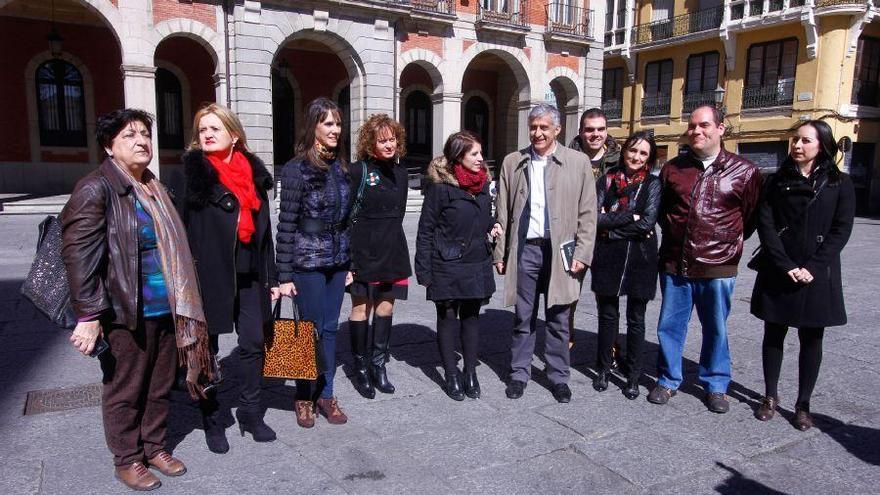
[493,104,597,403]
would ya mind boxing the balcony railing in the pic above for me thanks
[742,80,795,109]
[816,0,865,7]
[602,99,623,120]
[641,95,672,117]
[408,0,456,15]
[682,90,721,113]
[477,1,529,29]
[631,6,723,46]
[851,80,879,107]
[546,3,594,39]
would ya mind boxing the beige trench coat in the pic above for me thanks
[493,145,597,308]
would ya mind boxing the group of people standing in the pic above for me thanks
[60,97,854,491]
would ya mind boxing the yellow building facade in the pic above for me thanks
[601,0,880,213]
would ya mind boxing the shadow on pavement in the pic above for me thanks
[714,462,787,494]
[812,413,880,466]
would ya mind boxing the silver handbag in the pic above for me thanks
[21,215,77,329]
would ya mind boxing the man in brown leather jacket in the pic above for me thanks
[647,105,762,414]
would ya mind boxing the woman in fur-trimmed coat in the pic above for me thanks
[415,131,501,402]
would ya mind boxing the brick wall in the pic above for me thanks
[528,0,547,26]
[155,36,217,116]
[0,17,123,163]
[458,0,478,14]
[547,52,579,72]
[400,63,433,89]
[401,32,444,58]
[277,48,349,106]
[152,0,217,30]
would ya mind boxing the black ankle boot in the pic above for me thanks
[371,315,395,394]
[623,376,640,400]
[445,370,465,401]
[593,370,609,392]
[235,409,276,443]
[348,320,375,399]
[463,370,481,399]
[200,398,229,454]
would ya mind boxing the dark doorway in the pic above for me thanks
[272,66,296,167]
[464,95,490,154]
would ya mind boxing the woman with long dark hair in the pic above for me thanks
[181,103,279,452]
[590,131,661,400]
[415,131,501,401]
[751,120,855,430]
[347,114,412,398]
[277,97,351,428]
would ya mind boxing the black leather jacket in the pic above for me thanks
[61,159,144,329]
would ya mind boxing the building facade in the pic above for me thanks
[602,0,880,213]
[0,0,605,194]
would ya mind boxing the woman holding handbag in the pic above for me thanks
[590,131,661,400]
[415,131,501,401]
[62,109,214,491]
[751,120,855,430]
[181,104,280,453]
[346,114,412,398]
[277,97,352,427]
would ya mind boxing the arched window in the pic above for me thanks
[464,96,490,149]
[36,59,86,147]
[405,90,432,156]
[155,68,184,150]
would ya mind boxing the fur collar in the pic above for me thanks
[183,149,273,206]
[426,156,492,187]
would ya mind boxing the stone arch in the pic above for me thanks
[398,49,444,93]
[24,50,99,164]
[154,61,192,147]
[455,43,533,101]
[0,0,122,47]
[546,67,581,108]
[151,19,225,74]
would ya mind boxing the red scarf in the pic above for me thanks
[453,163,488,195]
[611,167,648,211]
[206,151,261,244]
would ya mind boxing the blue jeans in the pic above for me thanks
[291,269,347,399]
[655,273,735,394]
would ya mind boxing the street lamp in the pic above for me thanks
[714,84,727,120]
[47,0,64,57]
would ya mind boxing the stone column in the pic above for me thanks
[213,73,228,106]
[121,64,159,178]
[563,104,581,145]
[517,100,535,149]
[433,92,462,158]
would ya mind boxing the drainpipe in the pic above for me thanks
[223,0,232,106]
[393,19,400,120]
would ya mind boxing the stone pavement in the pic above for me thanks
[0,212,878,495]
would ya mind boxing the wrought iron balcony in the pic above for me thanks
[851,79,879,107]
[389,0,456,15]
[641,95,672,117]
[546,3,594,40]
[477,1,530,31]
[630,6,723,46]
[742,80,795,109]
[816,0,865,7]
[682,90,721,113]
[602,99,623,121]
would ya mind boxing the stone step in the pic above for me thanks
[0,195,69,215]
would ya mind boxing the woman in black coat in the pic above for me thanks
[415,131,501,401]
[751,120,855,431]
[590,131,661,400]
[181,104,279,452]
[346,114,412,398]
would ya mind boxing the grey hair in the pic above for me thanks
[528,103,561,127]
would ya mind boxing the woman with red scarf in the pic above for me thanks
[415,131,502,401]
[590,131,661,400]
[181,104,280,453]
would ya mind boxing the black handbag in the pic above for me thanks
[21,215,77,329]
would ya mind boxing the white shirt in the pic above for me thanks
[700,153,719,169]
[526,150,551,239]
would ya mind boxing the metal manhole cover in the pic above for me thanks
[23,383,102,416]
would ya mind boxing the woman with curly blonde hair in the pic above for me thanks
[346,114,412,398]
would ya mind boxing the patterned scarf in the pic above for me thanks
[453,163,488,195]
[206,151,261,244]
[315,141,337,162]
[612,167,648,211]
[111,160,216,400]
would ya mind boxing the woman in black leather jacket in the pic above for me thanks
[590,131,661,400]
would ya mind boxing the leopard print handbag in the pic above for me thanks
[263,299,324,380]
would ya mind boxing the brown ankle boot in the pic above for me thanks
[295,400,315,428]
[115,462,161,491]
[147,450,187,476]
[755,396,778,421]
[316,397,348,424]
[793,404,813,431]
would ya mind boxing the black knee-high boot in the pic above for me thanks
[349,319,375,398]
[370,315,395,394]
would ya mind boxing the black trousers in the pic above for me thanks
[205,274,267,413]
[762,322,825,407]
[595,294,648,378]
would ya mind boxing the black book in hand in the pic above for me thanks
[560,240,576,272]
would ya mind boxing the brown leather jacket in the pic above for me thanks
[658,148,762,278]
[61,159,142,329]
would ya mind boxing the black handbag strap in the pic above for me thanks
[272,297,302,321]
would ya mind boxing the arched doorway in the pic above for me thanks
[548,75,580,145]
[272,62,296,167]
[405,90,432,156]
[464,95,490,150]
[399,60,442,181]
